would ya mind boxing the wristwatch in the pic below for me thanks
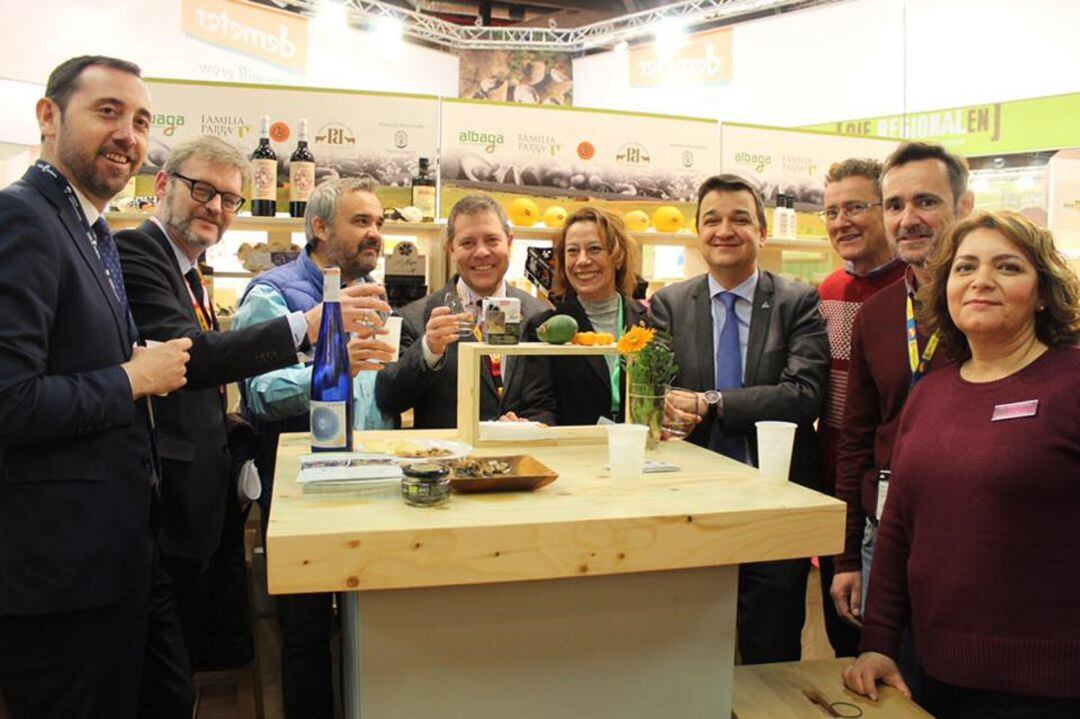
[701,390,722,417]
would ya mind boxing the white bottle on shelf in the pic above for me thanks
[785,194,798,239]
[773,193,787,239]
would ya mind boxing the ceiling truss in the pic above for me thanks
[292,0,817,51]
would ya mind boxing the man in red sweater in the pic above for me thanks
[831,142,973,647]
[816,158,904,657]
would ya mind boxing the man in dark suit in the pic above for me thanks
[0,56,192,719]
[376,194,549,428]
[651,173,829,665]
[116,136,382,717]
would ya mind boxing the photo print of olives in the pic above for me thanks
[458,49,573,106]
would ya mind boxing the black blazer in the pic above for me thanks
[0,168,154,615]
[650,271,829,490]
[117,220,298,561]
[507,294,649,426]
[375,280,550,429]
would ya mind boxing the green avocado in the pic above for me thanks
[536,314,579,344]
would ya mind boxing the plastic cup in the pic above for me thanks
[608,424,649,486]
[755,421,797,482]
[382,316,403,363]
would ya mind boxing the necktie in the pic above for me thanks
[185,267,215,331]
[91,218,139,341]
[713,291,746,462]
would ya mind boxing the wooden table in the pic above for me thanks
[267,428,844,719]
[733,659,934,718]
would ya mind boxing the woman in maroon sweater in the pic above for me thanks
[843,211,1080,718]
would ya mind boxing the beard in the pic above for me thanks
[161,184,221,252]
[57,126,137,204]
[326,236,381,282]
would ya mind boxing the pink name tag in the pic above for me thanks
[991,399,1039,422]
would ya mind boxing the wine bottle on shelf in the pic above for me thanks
[250,115,278,217]
[310,267,353,452]
[411,157,436,222]
[289,118,315,218]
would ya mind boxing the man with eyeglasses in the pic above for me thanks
[831,142,973,695]
[115,136,391,717]
[814,158,904,658]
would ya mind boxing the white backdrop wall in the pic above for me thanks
[0,0,457,145]
[573,0,1080,127]
[3,0,1079,140]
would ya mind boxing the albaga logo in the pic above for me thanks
[734,152,772,173]
[182,0,309,74]
[459,130,504,154]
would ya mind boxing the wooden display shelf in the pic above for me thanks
[455,341,620,446]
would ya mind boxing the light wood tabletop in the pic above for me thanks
[266,428,844,595]
[733,659,935,718]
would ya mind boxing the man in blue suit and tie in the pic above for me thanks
[0,56,192,718]
[651,174,829,665]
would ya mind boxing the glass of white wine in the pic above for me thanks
[662,386,699,441]
[443,290,477,339]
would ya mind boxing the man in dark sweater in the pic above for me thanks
[832,142,973,636]
[816,157,904,657]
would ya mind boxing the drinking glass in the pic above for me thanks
[443,290,477,338]
[662,386,699,441]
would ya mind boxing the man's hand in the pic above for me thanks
[347,336,396,376]
[304,284,392,344]
[122,338,192,399]
[831,570,864,628]
[423,306,468,357]
[842,652,911,702]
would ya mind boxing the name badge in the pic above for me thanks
[876,479,889,523]
[991,399,1039,422]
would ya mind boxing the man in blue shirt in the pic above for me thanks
[232,176,394,719]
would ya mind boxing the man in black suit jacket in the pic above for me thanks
[376,195,549,428]
[0,56,192,719]
[651,174,829,665]
[115,136,391,717]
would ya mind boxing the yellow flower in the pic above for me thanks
[617,325,655,354]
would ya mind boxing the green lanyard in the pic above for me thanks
[609,299,624,415]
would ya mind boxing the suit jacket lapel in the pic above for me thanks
[690,277,714,390]
[27,170,128,346]
[139,220,201,327]
[564,296,609,389]
[744,271,775,386]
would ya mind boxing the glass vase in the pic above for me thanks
[627,382,665,450]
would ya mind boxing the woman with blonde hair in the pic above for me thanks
[843,211,1080,718]
[504,207,648,425]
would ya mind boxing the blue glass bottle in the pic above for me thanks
[310,267,353,451]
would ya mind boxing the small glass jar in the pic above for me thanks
[401,463,451,507]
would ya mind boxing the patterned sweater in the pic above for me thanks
[817,259,905,494]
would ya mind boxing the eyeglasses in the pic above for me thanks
[817,201,881,222]
[171,173,246,213]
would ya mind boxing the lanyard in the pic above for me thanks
[32,161,135,337]
[609,299,624,415]
[34,161,106,262]
[905,292,940,389]
[184,268,213,332]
